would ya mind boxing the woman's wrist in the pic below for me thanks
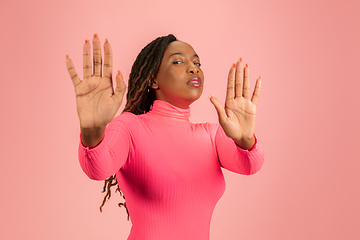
[234,134,255,150]
[80,126,106,148]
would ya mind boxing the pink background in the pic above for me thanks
[1,0,359,239]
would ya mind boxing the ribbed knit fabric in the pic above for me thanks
[79,100,264,240]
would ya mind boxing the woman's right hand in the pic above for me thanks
[66,34,126,147]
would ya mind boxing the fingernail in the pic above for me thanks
[94,33,99,38]
[85,39,89,44]
[208,95,213,99]
[232,63,236,68]
[246,63,249,67]
[105,38,109,43]
[65,54,69,59]
[259,76,261,79]
[118,70,123,79]
[240,57,242,62]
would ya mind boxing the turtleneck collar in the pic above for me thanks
[148,100,191,121]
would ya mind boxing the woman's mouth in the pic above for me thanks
[186,77,201,87]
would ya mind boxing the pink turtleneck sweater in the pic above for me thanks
[79,100,264,240]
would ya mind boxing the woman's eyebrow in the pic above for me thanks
[168,53,200,58]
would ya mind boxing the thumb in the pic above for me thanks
[113,70,127,106]
[209,95,227,124]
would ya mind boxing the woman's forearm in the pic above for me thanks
[80,126,106,148]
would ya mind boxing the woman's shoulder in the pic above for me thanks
[108,112,140,129]
[194,121,219,128]
[192,122,220,134]
[113,111,137,121]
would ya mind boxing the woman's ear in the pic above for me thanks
[149,78,159,89]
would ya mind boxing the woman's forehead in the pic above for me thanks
[164,41,198,57]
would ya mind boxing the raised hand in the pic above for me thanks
[66,34,126,147]
[209,58,261,150]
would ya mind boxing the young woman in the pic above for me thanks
[66,34,264,240]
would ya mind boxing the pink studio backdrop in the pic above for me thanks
[1,0,359,239]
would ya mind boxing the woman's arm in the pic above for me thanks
[66,34,128,180]
[78,117,131,180]
[65,34,126,148]
[209,58,264,174]
[215,125,264,175]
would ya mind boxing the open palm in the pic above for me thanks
[65,34,126,129]
[210,58,261,149]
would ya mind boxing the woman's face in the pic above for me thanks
[152,41,204,109]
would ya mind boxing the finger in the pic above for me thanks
[243,63,251,99]
[93,34,102,77]
[251,76,261,105]
[226,64,236,100]
[103,38,113,80]
[83,39,92,80]
[235,58,243,98]
[66,55,81,87]
[209,95,227,125]
[112,70,127,107]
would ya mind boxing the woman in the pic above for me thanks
[66,33,264,240]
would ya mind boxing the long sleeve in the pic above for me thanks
[76,101,265,240]
[78,116,132,181]
[215,125,264,175]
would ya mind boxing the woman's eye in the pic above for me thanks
[194,62,201,67]
[172,61,183,64]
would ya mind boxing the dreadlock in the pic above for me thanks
[100,34,178,220]
[124,34,178,114]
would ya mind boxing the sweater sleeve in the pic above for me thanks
[215,125,264,175]
[78,116,131,181]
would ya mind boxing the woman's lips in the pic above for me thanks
[186,77,201,87]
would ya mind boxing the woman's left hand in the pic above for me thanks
[210,58,261,150]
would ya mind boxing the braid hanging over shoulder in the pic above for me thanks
[99,34,178,220]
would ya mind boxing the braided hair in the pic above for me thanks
[99,34,178,219]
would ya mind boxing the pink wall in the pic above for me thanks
[1,0,359,239]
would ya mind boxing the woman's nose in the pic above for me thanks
[188,63,199,74]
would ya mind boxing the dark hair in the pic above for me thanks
[124,34,178,114]
[99,34,178,219]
